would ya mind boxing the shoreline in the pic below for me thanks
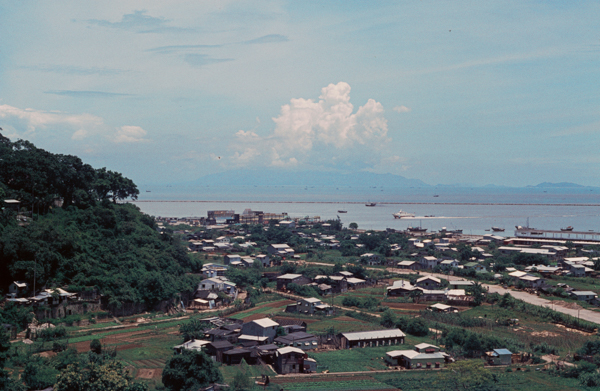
[131,200,600,207]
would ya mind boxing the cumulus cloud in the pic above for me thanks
[0,104,104,137]
[0,104,149,144]
[393,105,411,113]
[113,125,148,143]
[228,82,393,171]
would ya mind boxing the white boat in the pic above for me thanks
[392,210,415,219]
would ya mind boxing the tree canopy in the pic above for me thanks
[0,133,198,309]
[162,350,223,391]
[0,132,138,213]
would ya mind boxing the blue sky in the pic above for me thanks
[1,1,599,186]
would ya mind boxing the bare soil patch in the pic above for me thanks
[273,375,374,384]
[555,323,595,335]
[332,316,362,322]
[137,368,163,379]
[265,300,294,308]
[274,316,320,324]
[241,313,279,321]
[531,331,560,337]
[557,301,583,310]
[385,302,429,311]
[36,351,57,358]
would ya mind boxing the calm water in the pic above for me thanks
[130,185,600,236]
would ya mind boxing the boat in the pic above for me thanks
[365,202,377,207]
[392,210,415,219]
[433,195,439,198]
[338,210,348,213]
[440,227,462,234]
[407,226,427,233]
[561,226,574,231]
[491,227,505,232]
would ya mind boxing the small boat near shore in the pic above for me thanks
[407,226,427,233]
[561,226,574,231]
[491,227,505,232]
[338,210,348,213]
[365,202,377,207]
[440,227,462,234]
[392,210,415,219]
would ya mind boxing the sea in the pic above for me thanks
[129,185,600,236]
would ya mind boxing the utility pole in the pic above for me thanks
[33,258,36,296]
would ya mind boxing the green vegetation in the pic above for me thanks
[0,133,201,313]
[55,361,147,391]
[162,350,222,391]
[308,346,391,372]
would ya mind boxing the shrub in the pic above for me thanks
[38,327,67,341]
[406,318,429,337]
[90,339,102,354]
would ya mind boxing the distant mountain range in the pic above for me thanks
[143,170,597,189]
[189,169,431,188]
[528,182,587,188]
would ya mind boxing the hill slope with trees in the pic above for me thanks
[0,132,199,310]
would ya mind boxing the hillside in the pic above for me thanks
[0,132,199,308]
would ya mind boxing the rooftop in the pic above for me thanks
[341,329,405,341]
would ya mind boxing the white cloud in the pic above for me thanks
[0,104,105,142]
[113,125,148,143]
[0,104,150,145]
[393,105,411,113]
[228,82,393,170]
[0,104,104,135]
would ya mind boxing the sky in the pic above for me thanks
[1,1,599,187]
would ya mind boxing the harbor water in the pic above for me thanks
[130,185,600,236]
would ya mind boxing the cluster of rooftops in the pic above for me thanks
[172,316,515,373]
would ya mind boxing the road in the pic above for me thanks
[289,260,600,325]
[407,269,600,325]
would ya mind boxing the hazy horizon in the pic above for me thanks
[2,2,599,187]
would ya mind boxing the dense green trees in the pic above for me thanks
[162,350,223,391]
[0,133,198,311]
[55,361,147,391]
[0,132,138,212]
[0,202,198,307]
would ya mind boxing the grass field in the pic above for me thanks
[308,346,391,372]
[8,283,600,391]
[371,368,586,391]
[229,299,293,320]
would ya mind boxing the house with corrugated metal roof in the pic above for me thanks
[241,318,279,342]
[275,346,306,374]
[339,329,405,349]
[485,348,512,365]
[385,343,450,369]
